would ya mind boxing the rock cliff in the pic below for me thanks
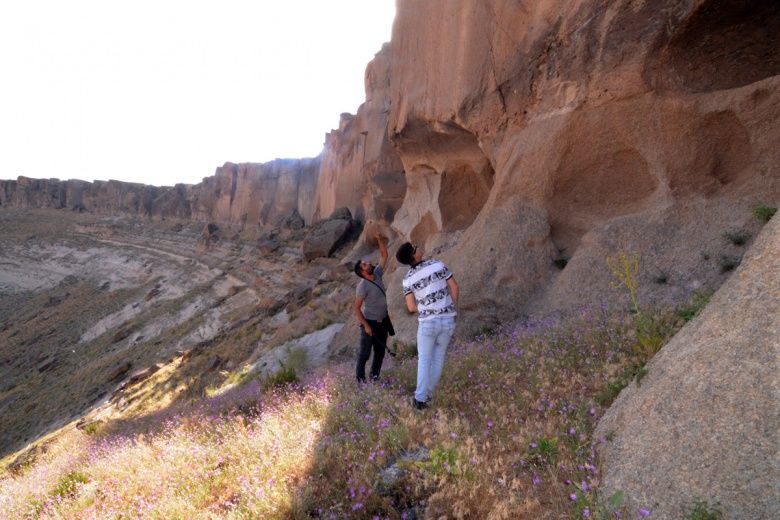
[2,0,779,322]
[367,0,780,339]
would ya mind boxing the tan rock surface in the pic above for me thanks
[382,0,780,334]
[595,215,779,519]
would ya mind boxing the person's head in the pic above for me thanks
[353,259,375,278]
[395,242,422,266]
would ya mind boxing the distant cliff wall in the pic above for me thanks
[0,157,320,229]
[3,0,779,324]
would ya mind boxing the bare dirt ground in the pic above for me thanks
[0,209,355,464]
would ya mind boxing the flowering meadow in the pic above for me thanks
[0,307,681,519]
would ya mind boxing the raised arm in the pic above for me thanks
[375,232,388,271]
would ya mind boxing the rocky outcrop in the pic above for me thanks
[595,215,779,519]
[0,176,195,219]
[378,0,780,335]
[0,157,320,230]
[191,159,320,230]
[311,44,406,228]
[302,208,354,261]
[2,1,779,328]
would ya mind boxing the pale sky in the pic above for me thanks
[0,1,395,186]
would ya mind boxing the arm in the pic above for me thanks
[375,232,388,271]
[447,276,459,310]
[404,293,417,314]
[354,297,373,336]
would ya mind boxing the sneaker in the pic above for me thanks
[411,397,428,410]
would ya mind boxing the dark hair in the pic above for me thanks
[395,242,415,265]
[353,260,364,278]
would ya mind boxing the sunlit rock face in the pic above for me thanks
[0,176,194,219]
[312,44,406,229]
[190,159,320,230]
[2,0,779,322]
[0,157,321,229]
[379,0,780,331]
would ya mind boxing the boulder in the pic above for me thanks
[302,217,353,261]
[328,207,353,221]
[107,362,132,382]
[277,208,305,230]
[595,216,780,519]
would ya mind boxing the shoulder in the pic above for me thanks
[356,279,368,295]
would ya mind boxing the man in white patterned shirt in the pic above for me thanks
[396,241,459,410]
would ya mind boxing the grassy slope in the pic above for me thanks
[0,305,692,519]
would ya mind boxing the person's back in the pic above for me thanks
[402,258,457,321]
[396,242,459,409]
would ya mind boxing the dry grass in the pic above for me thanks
[0,307,674,519]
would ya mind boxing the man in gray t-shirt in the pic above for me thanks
[353,231,390,382]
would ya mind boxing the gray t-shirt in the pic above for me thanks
[356,266,388,320]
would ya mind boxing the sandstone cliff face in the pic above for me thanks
[0,158,320,229]
[312,44,406,226]
[375,0,780,333]
[2,0,779,322]
[190,159,320,229]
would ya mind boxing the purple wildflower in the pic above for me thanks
[582,507,590,517]
[532,474,541,485]
[569,492,577,501]
[530,441,538,449]
[639,507,651,517]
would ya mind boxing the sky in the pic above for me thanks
[0,1,396,186]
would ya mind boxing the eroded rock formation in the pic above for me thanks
[2,0,779,321]
[375,0,780,336]
[595,214,779,519]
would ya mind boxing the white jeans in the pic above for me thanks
[415,316,456,402]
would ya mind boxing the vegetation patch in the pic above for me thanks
[719,255,741,273]
[723,230,750,246]
[753,203,777,223]
[683,498,723,520]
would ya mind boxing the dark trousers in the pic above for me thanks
[356,318,388,382]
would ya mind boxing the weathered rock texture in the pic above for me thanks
[312,44,407,226]
[378,0,780,337]
[0,158,321,230]
[2,1,780,326]
[595,215,779,519]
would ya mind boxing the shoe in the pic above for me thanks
[411,397,428,410]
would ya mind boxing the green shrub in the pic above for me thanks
[683,498,723,520]
[263,366,298,390]
[676,291,712,322]
[529,437,558,466]
[723,230,750,246]
[425,446,462,476]
[719,255,740,273]
[477,324,496,337]
[52,471,89,498]
[753,204,777,223]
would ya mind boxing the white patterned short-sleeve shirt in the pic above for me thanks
[402,258,456,321]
